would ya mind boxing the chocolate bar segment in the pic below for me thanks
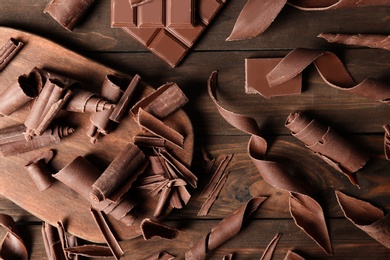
[0,38,23,71]
[137,0,165,28]
[166,0,194,27]
[111,0,136,27]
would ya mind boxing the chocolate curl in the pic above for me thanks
[64,245,112,258]
[144,251,175,260]
[318,33,390,51]
[260,233,281,260]
[284,250,305,260]
[154,178,188,218]
[222,254,234,260]
[288,0,390,11]
[335,191,390,250]
[185,197,267,260]
[64,87,115,113]
[131,82,189,119]
[90,143,146,203]
[44,0,97,31]
[383,124,390,160]
[134,135,166,148]
[0,38,23,71]
[0,69,41,116]
[0,214,28,260]
[285,112,368,187]
[90,208,124,260]
[24,149,55,191]
[0,125,74,157]
[208,71,333,255]
[197,172,228,216]
[42,222,67,260]
[267,48,390,105]
[140,218,179,240]
[137,108,185,149]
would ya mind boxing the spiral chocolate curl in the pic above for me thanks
[207,71,332,255]
[0,38,23,71]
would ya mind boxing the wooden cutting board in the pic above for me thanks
[0,26,194,243]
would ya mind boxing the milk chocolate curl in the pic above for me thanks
[131,82,189,119]
[90,143,146,203]
[185,197,267,260]
[0,69,41,116]
[140,218,179,240]
[288,0,390,11]
[267,48,390,105]
[383,124,390,160]
[0,125,74,157]
[24,149,55,191]
[285,112,369,187]
[0,38,23,71]
[64,87,115,113]
[335,191,390,250]
[0,214,28,260]
[145,251,175,260]
[319,33,390,51]
[260,233,282,260]
[208,71,332,255]
[44,0,97,31]
[284,250,305,260]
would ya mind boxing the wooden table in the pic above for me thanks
[0,1,389,259]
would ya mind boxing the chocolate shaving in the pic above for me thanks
[42,222,67,260]
[0,38,23,71]
[222,254,234,260]
[0,214,28,260]
[140,218,179,240]
[267,48,390,105]
[285,112,369,187]
[185,197,267,260]
[44,0,97,31]
[335,191,390,250]
[144,251,175,260]
[137,108,184,149]
[24,149,55,191]
[284,250,305,260]
[318,33,390,51]
[208,71,332,255]
[197,172,228,216]
[383,124,390,160]
[64,87,115,113]
[90,208,124,260]
[260,233,281,260]
[0,69,41,116]
[288,0,390,11]
[134,135,166,148]
[154,178,188,218]
[64,245,113,258]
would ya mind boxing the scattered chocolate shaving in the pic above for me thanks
[140,218,179,240]
[285,112,369,187]
[185,197,267,260]
[42,222,67,260]
[318,33,390,51]
[284,250,305,260]
[24,149,55,191]
[131,82,189,119]
[64,245,113,258]
[222,253,234,260]
[267,48,390,105]
[0,69,41,116]
[383,124,390,160]
[208,71,333,255]
[56,221,78,260]
[154,178,188,218]
[64,87,115,113]
[0,125,74,157]
[90,208,124,260]
[335,191,390,250]
[0,38,23,71]
[137,108,184,149]
[134,135,166,148]
[0,214,28,260]
[144,251,175,260]
[197,172,228,216]
[260,233,282,260]
[44,0,97,31]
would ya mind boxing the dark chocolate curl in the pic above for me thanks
[0,38,23,71]
[140,218,179,240]
[267,48,390,105]
[42,222,67,260]
[64,245,113,258]
[0,69,41,116]
[0,214,28,260]
[64,88,115,113]
[284,250,305,260]
[208,71,332,255]
[383,124,390,160]
[24,149,55,191]
[288,0,390,10]
[285,112,369,187]
[44,0,97,31]
[335,191,390,250]
[318,33,390,51]
[260,233,282,260]
[185,197,266,260]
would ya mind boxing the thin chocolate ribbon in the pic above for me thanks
[260,233,282,260]
[383,124,390,160]
[208,71,332,255]
[318,33,390,51]
[0,214,28,260]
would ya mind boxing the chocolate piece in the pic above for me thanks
[319,33,390,51]
[140,218,179,240]
[208,71,333,255]
[145,251,175,260]
[90,208,124,260]
[42,222,66,260]
[166,0,195,27]
[44,0,97,31]
[185,197,266,260]
[285,112,369,187]
[138,0,165,27]
[154,178,187,217]
[64,245,113,258]
[268,48,390,105]
[24,149,55,191]
[134,135,166,148]
[0,69,41,116]
[284,250,305,260]
[111,0,137,27]
[56,221,77,260]
[245,58,302,98]
[260,233,282,260]
[64,88,115,113]
[335,191,390,249]
[288,0,390,10]
[0,214,28,260]
[383,124,390,160]
[0,125,74,157]
[0,38,23,71]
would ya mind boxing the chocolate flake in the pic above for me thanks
[0,38,23,71]
[318,33,390,51]
[260,233,282,260]
[0,214,28,260]
[24,149,55,191]
[208,71,333,255]
[140,218,179,240]
[185,197,267,260]
[383,124,390,160]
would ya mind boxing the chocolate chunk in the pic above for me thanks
[318,33,390,51]
[140,218,179,240]
[24,149,55,191]
[0,38,23,71]
[0,214,28,260]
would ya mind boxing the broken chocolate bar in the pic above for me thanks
[0,38,23,71]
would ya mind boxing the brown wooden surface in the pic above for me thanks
[0,1,389,259]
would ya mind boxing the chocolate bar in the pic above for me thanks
[0,38,23,71]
